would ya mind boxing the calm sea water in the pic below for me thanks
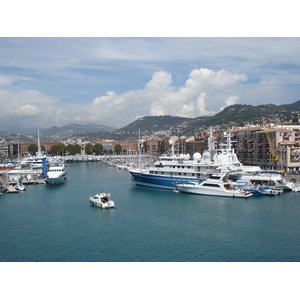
[1,162,300,262]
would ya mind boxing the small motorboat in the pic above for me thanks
[89,192,115,208]
[15,183,26,191]
[292,186,300,192]
[250,186,282,196]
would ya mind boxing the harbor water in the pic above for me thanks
[1,161,300,262]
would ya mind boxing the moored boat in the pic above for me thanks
[46,158,67,185]
[129,130,261,190]
[230,171,294,191]
[174,174,253,198]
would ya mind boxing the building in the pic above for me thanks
[143,139,160,154]
[229,125,300,172]
[0,143,10,157]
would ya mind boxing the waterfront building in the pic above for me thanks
[228,125,300,172]
[157,136,175,154]
[143,139,160,154]
[0,143,10,157]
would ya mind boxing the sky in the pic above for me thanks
[1,3,300,132]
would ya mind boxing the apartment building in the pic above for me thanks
[229,125,300,171]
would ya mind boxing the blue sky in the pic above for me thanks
[1,37,300,130]
[1,4,300,131]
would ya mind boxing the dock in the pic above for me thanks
[6,185,19,193]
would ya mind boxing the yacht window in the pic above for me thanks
[178,173,181,175]
[161,172,164,174]
[203,183,221,188]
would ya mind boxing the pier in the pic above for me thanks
[6,185,19,193]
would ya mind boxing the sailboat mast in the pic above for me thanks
[37,129,41,155]
[138,129,141,169]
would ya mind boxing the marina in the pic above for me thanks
[1,161,300,262]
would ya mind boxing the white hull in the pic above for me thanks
[90,200,115,208]
[177,185,252,198]
[175,175,253,198]
[46,159,67,186]
[46,175,66,185]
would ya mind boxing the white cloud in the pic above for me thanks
[0,74,33,86]
[0,66,296,130]
[148,68,247,117]
[0,89,62,128]
[88,68,249,125]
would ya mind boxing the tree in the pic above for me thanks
[28,144,38,155]
[27,144,45,155]
[114,144,122,154]
[66,144,81,155]
[49,144,66,156]
[93,143,103,155]
[85,143,93,155]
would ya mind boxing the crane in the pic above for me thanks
[262,119,279,167]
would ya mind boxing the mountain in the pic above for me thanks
[4,127,44,135]
[3,123,116,142]
[111,101,300,139]
[2,100,300,142]
[114,115,191,139]
[39,123,116,141]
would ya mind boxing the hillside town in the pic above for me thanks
[1,121,300,174]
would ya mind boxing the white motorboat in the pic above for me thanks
[230,171,294,191]
[292,186,300,192]
[89,192,115,208]
[230,181,282,196]
[246,185,282,196]
[174,175,253,198]
[46,158,67,185]
[15,182,26,191]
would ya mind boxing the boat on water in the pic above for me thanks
[19,130,49,177]
[243,185,282,196]
[229,170,294,191]
[174,174,253,198]
[89,192,115,208]
[15,181,26,191]
[129,130,260,190]
[46,158,67,185]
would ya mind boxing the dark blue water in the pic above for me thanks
[1,162,300,262]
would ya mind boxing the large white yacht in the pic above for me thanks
[46,158,67,185]
[129,130,260,190]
